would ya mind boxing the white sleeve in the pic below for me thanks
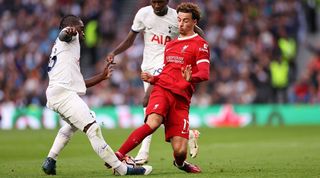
[131,8,145,33]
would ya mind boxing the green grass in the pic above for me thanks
[0,126,320,178]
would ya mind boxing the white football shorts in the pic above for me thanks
[46,86,95,131]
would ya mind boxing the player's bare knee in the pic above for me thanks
[58,126,75,139]
[143,85,153,107]
[146,113,163,130]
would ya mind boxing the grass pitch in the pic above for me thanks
[0,126,319,178]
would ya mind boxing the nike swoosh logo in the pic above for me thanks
[181,131,188,134]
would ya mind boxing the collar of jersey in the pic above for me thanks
[178,33,198,41]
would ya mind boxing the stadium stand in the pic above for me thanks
[0,0,316,107]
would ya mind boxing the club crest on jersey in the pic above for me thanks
[168,25,173,33]
[151,35,171,45]
[181,45,189,53]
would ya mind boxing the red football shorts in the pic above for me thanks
[146,85,190,142]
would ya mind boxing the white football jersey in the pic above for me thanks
[47,29,86,95]
[132,6,179,71]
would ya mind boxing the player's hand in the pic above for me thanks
[181,65,192,82]
[102,61,115,80]
[64,27,78,36]
[141,72,154,83]
[106,53,115,63]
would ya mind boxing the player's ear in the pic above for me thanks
[193,19,197,25]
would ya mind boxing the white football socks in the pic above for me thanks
[137,134,152,155]
[48,124,77,160]
[86,123,127,175]
[136,108,152,157]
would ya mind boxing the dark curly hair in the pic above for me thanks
[59,15,82,30]
[176,2,201,22]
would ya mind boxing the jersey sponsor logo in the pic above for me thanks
[151,35,171,45]
[166,56,184,64]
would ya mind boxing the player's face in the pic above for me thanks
[151,0,168,16]
[178,12,197,36]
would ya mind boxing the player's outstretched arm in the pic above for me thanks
[59,27,77,42]
[189,62,210,83]
[85,61,114,88]
[106,31,138,62]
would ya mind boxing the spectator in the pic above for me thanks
[0,0,308,107]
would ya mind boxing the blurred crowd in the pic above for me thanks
[0,0,319,108]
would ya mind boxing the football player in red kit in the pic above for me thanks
[115,2,210,173]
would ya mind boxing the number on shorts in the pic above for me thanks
[183,118,189,133]
[47,56,57,72]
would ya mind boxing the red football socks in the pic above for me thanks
[118,124,154,156]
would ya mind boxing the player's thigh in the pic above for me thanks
[143,81,151,93]
[146,86,169,122]
[58,93,95,131]
[164,96,190,142]
[142,83,153,107]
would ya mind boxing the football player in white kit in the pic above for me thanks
[107,0,202,165]
[41,15,152,176]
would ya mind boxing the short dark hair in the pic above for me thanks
[176,2,201,22]
[59,15,81,30]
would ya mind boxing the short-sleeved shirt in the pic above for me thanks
[155,34,210,102]
[131,6,179,71]
[47,29,86,96]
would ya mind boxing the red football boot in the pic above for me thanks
[174,161,201,173]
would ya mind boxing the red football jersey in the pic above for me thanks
[153,34,210,102]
